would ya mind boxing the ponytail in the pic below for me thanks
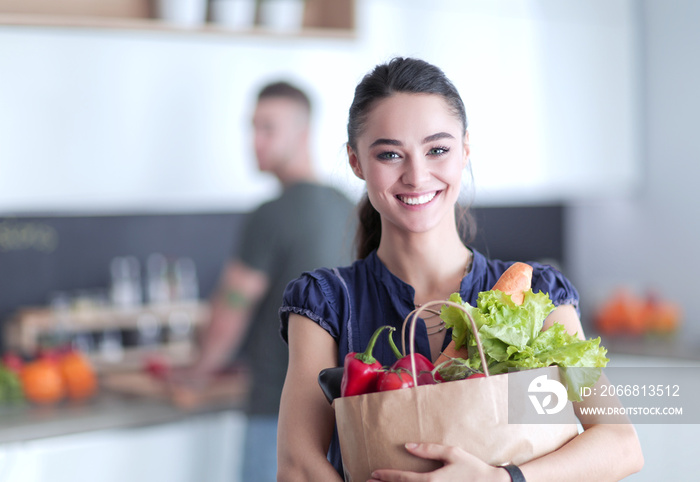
[354,194,381,259]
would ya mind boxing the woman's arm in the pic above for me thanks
[518,375,644,481]
[542,304,586,340]
[519,305,644,481]
[277,313,344,482]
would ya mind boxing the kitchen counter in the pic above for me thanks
[0,381,250,482]
[0,366,250,445]
[599,334,700,362]
[0,390,245,445]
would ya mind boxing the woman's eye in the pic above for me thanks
[377,151,401,161]
[428,146,449,156]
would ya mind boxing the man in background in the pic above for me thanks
[184,81,355,481]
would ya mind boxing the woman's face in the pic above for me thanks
[349,93,469,236]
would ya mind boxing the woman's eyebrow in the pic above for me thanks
[368,132,455,148]
[369,138,402,148]
[423,132,455,143]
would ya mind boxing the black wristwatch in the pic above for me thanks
[501,464,526,482]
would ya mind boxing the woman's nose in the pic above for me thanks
[401,156,431,187]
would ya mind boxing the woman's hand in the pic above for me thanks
[368,443,509,482]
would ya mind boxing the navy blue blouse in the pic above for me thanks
[279,248,579,475]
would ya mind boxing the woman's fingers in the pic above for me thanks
[368,443,503,482]
[368,470,426,482]
[367,443,444,482]
[404,442,462,464]
[367,443,464,481]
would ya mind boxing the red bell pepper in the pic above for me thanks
[378,368,415,391]
[387,330,444,385]
[340,325,394,397]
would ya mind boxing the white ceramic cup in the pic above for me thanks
[155,0,208,27]
[210,0,256,29]
[259,0,305,32]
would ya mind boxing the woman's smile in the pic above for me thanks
[396,190,441,208]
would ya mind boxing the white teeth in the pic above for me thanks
[399,192,437,205]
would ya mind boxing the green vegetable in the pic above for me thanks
[439,291,609,401]
[435,358,483,381]
[0,364,25,404]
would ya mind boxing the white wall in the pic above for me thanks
[0,28,365,213]
[567,0,700,339]
[0,0,639,214]
[373,0,641,205]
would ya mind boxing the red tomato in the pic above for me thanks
[467,373,486,379]
[391,354,445,384]
[144,356,171,380]
[416,370,441,385]
[378,370,415,391]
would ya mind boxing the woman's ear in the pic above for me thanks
[347,145,365,180]
[462,131,471,169]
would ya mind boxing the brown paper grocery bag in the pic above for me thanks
[334,366,579,481]
[332,301,580,482]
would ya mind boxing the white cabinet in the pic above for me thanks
[0,411,246,482]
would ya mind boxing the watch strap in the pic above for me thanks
[501,464,526,482]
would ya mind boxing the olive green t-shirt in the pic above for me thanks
[237,181,355,415]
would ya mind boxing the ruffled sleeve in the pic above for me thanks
[279,268,346,344]
[531,263,580,315]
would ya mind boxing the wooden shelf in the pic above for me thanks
[3,301,210,372]
[0,0,356,39]
[7,301,209,333]
[0,13,356,39]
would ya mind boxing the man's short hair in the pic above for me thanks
[257,81,311,113]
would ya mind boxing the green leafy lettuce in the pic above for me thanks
[439,291,609,401]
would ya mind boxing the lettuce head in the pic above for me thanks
[439,290,609,401]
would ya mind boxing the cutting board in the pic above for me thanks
[101,370,250,410]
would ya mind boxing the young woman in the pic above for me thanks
[277,57,643,482]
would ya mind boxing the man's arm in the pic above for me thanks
[192,259,269,375]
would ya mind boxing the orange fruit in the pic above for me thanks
[20,359,66,405]
[594,289,645,335]
[59,351,97,401]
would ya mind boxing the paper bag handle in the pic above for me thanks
[402,300,490,387]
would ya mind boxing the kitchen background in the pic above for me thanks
[0,0,698,481]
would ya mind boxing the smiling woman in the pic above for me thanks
[276,57,643,482]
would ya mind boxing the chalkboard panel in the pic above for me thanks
[470,205,564,267]
[0,213,247,322]
[0,206,563,349]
